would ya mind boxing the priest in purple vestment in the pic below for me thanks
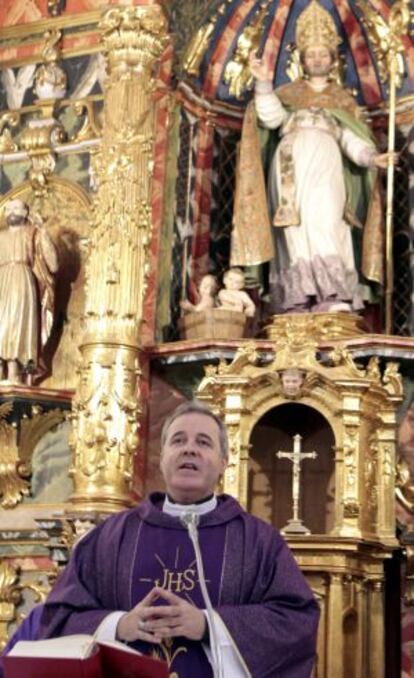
[38,401,319,677]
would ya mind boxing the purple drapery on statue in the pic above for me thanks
[38,493,319,677]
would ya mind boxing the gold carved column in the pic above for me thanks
[69,5,168,511]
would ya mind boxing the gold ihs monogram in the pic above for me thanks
[139,549,208,599]
[155,567,196,593]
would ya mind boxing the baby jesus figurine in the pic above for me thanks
[218,268,256,317]
[181,274,218,313]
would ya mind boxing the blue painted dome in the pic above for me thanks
[181,0,414,109]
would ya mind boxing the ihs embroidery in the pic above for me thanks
[139,547,209,601]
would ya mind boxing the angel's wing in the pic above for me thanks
[2,65,36,109]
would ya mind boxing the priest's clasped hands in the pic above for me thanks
[116,586,206,644]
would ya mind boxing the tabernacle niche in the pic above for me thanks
[248,403,335,534]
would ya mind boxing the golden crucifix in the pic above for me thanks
[276,434,317,535]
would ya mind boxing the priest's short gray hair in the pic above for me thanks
[160,400,229,459]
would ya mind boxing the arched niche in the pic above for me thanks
[248,403,335,535]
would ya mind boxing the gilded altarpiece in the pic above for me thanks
[0,1,413,676]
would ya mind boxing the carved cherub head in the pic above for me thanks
[281,368,304,397]
[4,198,29,227]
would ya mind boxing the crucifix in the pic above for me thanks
[276,434,317,535]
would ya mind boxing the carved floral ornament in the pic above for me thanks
[0,404,66,509]
[99,6,169,74]
[0,95,102,173]
[0,561,56,650]
[0,27,102,196]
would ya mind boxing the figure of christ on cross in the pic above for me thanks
[277,434,318,535]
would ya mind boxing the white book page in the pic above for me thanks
[8,635,95,659]
[98,640,142,656]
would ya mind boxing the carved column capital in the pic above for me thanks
[100,5,168,76]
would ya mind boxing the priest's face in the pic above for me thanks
[160,412,227,503]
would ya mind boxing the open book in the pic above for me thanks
[3,634,169,678]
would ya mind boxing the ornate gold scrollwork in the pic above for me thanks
[0,562,22,650]
[0,403,30,509]
[0,403,66,509]
[181,0,235,76]
[20,97,65,194]
[343,426,360,518]
[383,361,403,396]
[71,99,102,143]
[224,5,269,99]
[0,562,58,649]
[219,342,259,375]
[70,356,140,481]
[265,311,365,343]
[356,0,410,87]
[19,29,67,195]
[366,356,381,382]
[99,6,168,76]
[365,436,379,521]
[0,112,20,153]
[183,20,216,76]
[327,346,366,378]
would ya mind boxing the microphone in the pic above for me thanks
[180,512,223,678]
[180,511,199,535]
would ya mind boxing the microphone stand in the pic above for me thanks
[180,512,223,678]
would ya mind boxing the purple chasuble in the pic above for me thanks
[39,493,320,677]
[129,520,226,676]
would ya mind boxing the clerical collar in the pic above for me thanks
[163,494,217,517]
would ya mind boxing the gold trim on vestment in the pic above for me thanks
[231,102,273,267]
[276,80,359,117]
